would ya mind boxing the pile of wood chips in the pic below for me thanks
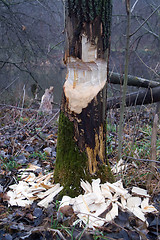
[6,163,157,229]
[7,163,63,208]
[60,178,157,229]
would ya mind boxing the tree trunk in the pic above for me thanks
[107,86,160,110]
[109,72,160,88]
[54,0,114,197]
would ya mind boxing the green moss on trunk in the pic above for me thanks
[54,111,114,197]
[54,111,91,197]
[96,164,115,184]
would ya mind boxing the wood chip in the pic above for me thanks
[141,198,158,213]
[80,180,92,193]
[132,187,150,197]
[7,171,63,208]
[92,179,105,204]
[19,163,41,172]
[37,184,61,199]
[7,176,158,229]
[37,186,63,208]
[127,197,142,208]
[105,203,118,222]
[112,159,126,173]
[131,207,146,222]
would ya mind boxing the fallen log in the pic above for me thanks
[107,86,160,110]
[109,72,160,88]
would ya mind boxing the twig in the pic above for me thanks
[18,226,67,240]
[48,40,64,53]
[0,103,60,112]
[0,103,36,111]
[15,109,60,156]
[126,156,159,164]
[131,0,139,13]
[47,228,67,240]
[0,60,41,86]
[135,15,159,39]
[0,77,19,96]
[16,85,26,133]
[30,109,60,139]
[130,5,160,37]
[118,0,131,161]
[134,51,160,77]
[75,222,88,240]
[133,226,148,240]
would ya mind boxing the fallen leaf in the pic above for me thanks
[59,205,74,217]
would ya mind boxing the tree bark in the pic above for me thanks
[54,0,114,197]
[109,72,160,88]
[107,86,160,110]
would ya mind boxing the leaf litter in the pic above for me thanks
[0,105,159,239]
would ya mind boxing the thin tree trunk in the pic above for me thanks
[147,113,159,191]
[117,0,131,161]
[54,0,114,197]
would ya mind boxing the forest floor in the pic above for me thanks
[0,104,159,240]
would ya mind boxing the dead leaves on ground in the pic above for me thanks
[0,106,159,239]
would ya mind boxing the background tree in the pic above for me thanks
[0,0,159,106]
[110,0,159,81]
[107,0,160,162]
[0,0,64,104]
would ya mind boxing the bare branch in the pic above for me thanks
[0,60,41,87]
[130,5,160,37]
[135,15,159,39]
[131,0,139,13]
[126,156,159,164]
[134,51,160,77]
[0,77,19,96]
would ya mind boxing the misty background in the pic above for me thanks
[0,0,159,106]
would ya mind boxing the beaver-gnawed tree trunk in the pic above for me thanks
[54,0,114,197]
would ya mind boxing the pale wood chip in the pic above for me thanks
[37,184,60,199]
[132,187,150,197]
[37,186,63,208]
